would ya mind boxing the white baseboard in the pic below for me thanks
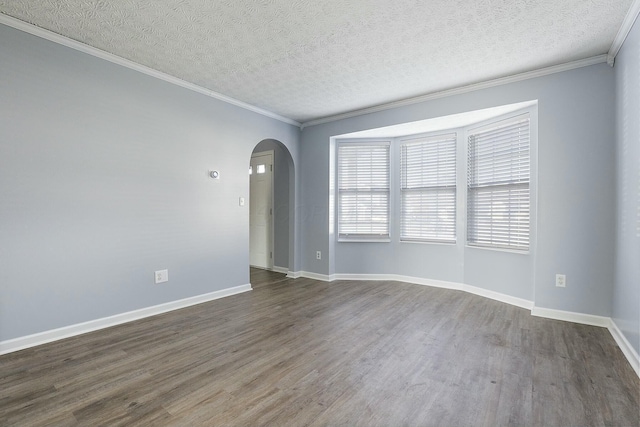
[300,271,333,282]
[333,273,401,283]
[4,271,638,379]
[333,273,462,290]
[531,306,610,327]
[462,283,534,310]
[0,284,252,356]
[292,272,639,376]
[330,273,639,377]
[272,266,289,274]
[396,275,463,290]
[608,319,640,378]
[333,273,532,310]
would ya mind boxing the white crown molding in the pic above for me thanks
[608,319,640,377]
[301,55,608,129]
[1,12,617,130]
[0,14,301,128]
[531,306,610,327]
[0,284,251,355]
[607,0,640,65]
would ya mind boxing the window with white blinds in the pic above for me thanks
[400,133,457,242]
[467,114,530,251]
[337,142,390,240]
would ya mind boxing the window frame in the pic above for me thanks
[336,139,392,242]
[399,131,458,244]
[465,112,531,252]
[332,106,536,254]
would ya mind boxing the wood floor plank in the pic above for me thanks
[1,268,638,426]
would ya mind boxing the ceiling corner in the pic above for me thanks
[607,0,640,63]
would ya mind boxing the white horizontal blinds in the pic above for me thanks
[338,143,390,239]
[467,115,530,250]
[400,133,457,242]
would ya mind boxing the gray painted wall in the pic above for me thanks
[252,140,291,269]
[613,17,640,355]
[0,24,300,341]
[2,18,632,346]
[301,63,616,316]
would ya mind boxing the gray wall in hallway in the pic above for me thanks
[301,63,616,316]
[0,24,300,341]
[613,16,640,355]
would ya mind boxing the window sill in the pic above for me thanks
[338,238,391,243]
[465,244,530,255]
[400,239,456,246]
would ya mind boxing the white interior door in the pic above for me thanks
[250,152,273,269]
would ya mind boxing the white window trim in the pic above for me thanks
[333,106,536,255]
[336,139,392,242]
[399,131,458,244]
[465,111,534,253]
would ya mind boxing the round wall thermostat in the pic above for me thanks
[210,170,220,179]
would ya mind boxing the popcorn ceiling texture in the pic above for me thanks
[0,0,632,122]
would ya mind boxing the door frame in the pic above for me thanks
[250,150,275,269]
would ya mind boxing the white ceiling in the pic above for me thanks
[0,0,634,125]
[336,101,536,139]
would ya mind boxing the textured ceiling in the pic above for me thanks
[0,0,634,124]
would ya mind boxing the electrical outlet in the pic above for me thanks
[316,251,322,260]
[555,274,566,287]
[155,269,169,284]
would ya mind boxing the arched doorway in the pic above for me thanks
[250,139,295,273]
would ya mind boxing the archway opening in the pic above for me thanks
[249,139,295,275]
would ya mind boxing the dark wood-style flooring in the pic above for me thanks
[1,268,638,426]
